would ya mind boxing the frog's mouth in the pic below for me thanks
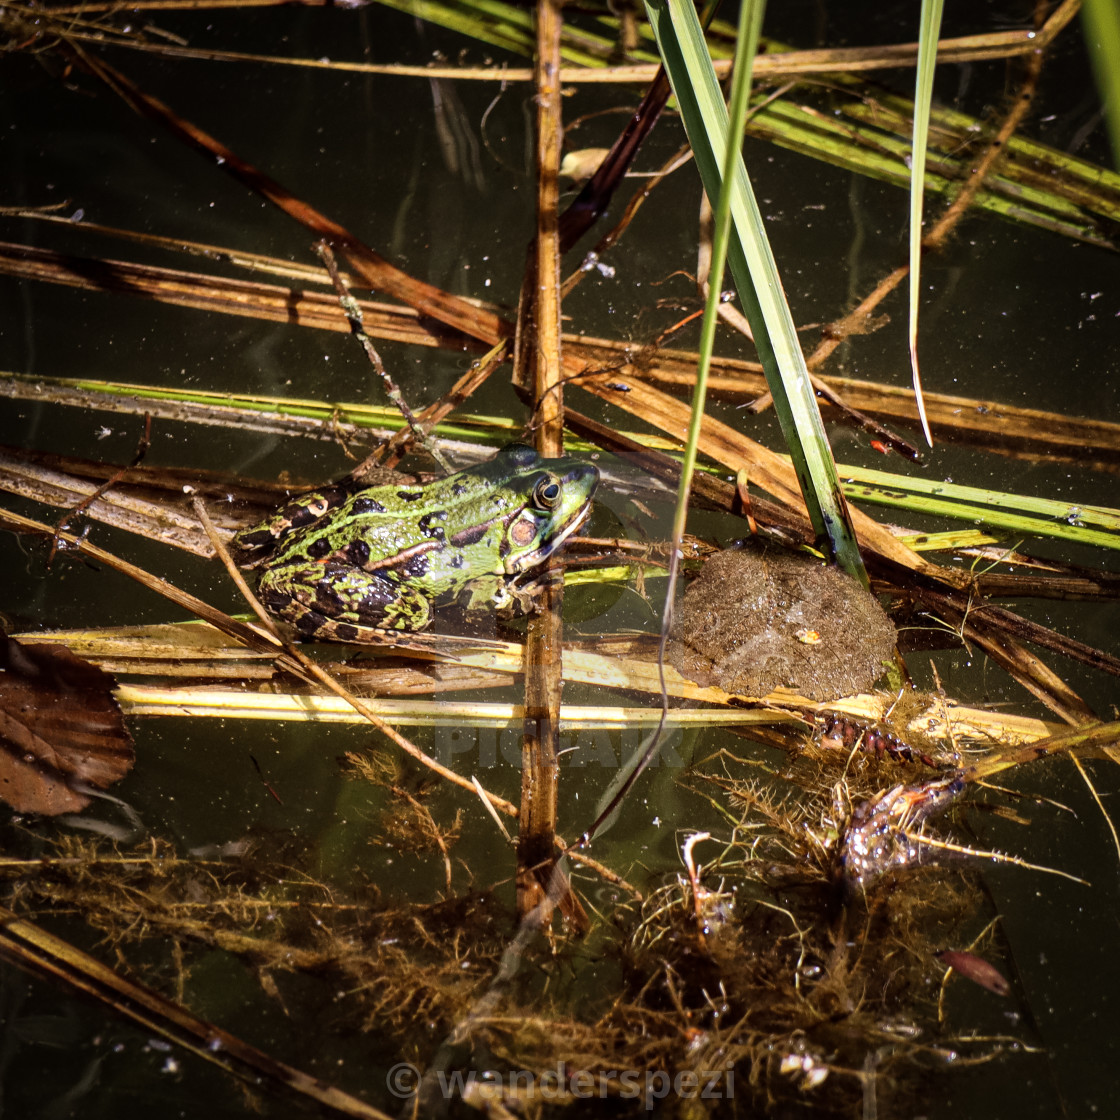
[542,495,594,557]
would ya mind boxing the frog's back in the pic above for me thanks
[268,479,437,567]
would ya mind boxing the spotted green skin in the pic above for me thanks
[234,444,598,640]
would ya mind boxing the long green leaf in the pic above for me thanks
[668,0,762,561]
[908,0,943,448]
[836,473,1120,552]
[643,0,865,582]
[1082,0,1120,170]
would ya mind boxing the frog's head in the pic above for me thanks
[494,444,599,575]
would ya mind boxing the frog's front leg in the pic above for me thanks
[462,575,543,618]
[258,561,434,639]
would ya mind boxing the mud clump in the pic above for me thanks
[669,545,897,700]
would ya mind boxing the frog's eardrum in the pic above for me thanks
[669,545,897,701]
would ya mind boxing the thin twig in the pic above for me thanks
[357,339,509,474]
[48,414,153,564]
[313,240,452,472]
[41,3,1082,82]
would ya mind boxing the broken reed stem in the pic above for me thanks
[515,0,585,931]
[532,13,565,458]
[0,905,394,1120]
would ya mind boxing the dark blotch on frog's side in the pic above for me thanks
[358,586,395,615]
[347,540,371,567]
[295,608,329,637]
[398,553,429,580]
[669,544,897,701]
[417,511,447,539]
[262,590,293,612]
[449,523,489,549]
[351,496,386,516]
[313,581,346,615]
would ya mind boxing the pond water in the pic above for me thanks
[0,2,1118,1117]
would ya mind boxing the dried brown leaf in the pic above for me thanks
[0,636,134,814]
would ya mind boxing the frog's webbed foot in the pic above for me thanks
[491,577,547,618]
[378,583,435,632]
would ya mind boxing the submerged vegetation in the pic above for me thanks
[0,733,1032,1116]
[0,0,1118,1116]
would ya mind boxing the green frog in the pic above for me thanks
[234,443,599,640]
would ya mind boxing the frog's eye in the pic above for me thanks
[532,475,562,511]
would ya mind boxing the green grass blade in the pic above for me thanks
[1083,0,1120,170]
[643,0,866,583]
[834,461,1120,551]
[908,0,943,448]
[372,0,622,66]
[668,0,762,567]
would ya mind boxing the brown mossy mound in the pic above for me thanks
[669,544,897,700]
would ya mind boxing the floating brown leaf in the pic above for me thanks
[0,636,134,814]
